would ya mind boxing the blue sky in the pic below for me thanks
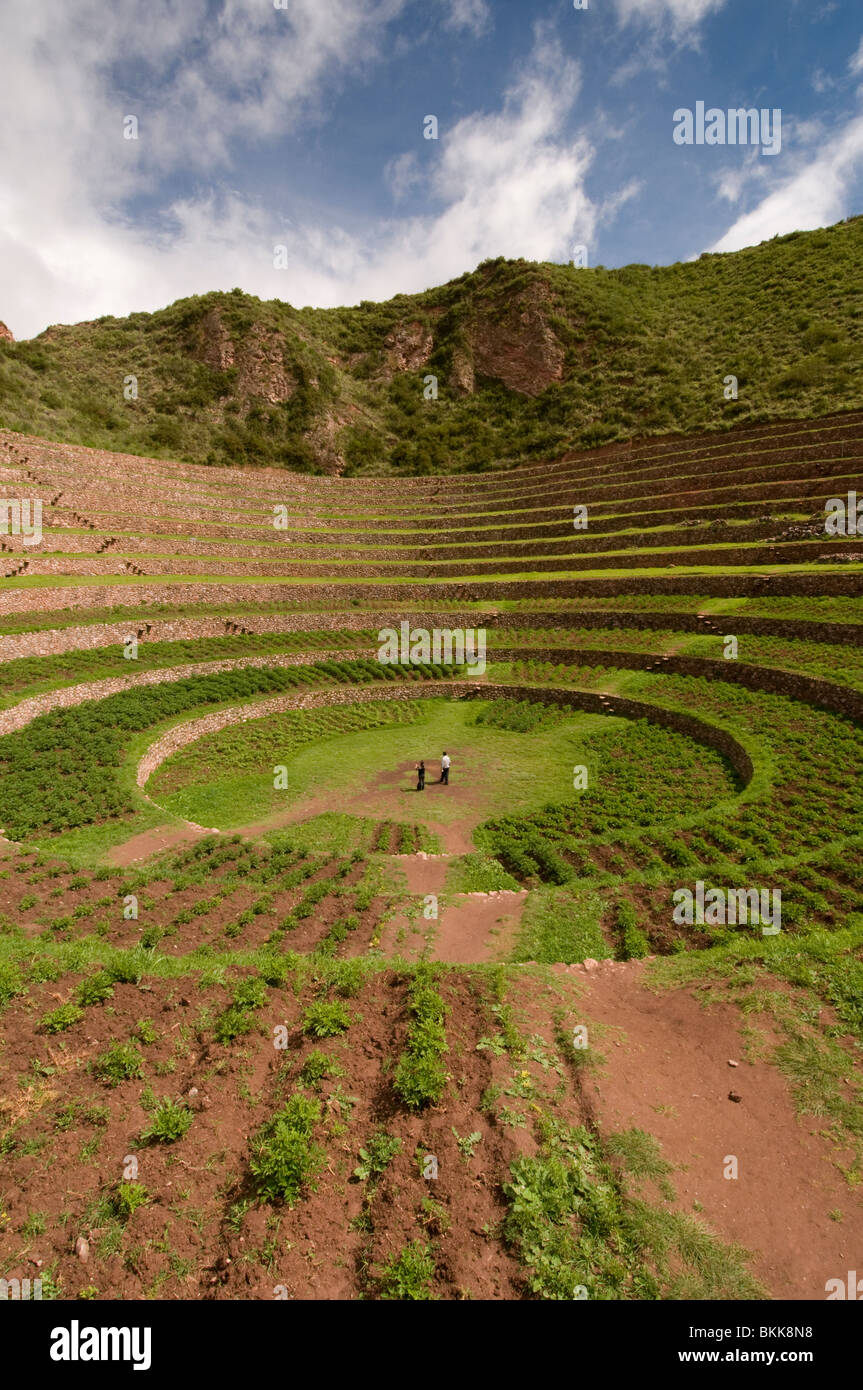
[2,0,863,338]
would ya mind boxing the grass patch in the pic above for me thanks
[512,887,611,965]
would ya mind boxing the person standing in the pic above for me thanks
[416,760,426,791]
[440,751,451,785]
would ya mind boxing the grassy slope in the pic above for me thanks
[1,218,862,476]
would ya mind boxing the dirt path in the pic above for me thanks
[107,822,208,866]
[427,889,527,963]
[555,958,863,1300]
[379,853,528,963]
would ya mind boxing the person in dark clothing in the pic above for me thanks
[416,760,425,791]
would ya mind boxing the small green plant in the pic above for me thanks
[452,1128,482,1160]
[34,1264,62,1300]
[617,902,650,960]
[301,1000,352,1038]
[111,1182,150,1221]
[497,1107,527,1129]
[418,1196,451,1235]
[393,965,448,1110]
[39,1004,85,1034]
[329,958,366,998]
[480,1083,503,1113]
[140,1098,193,1144]
[20,1211,46,1238]
[76,971,115,1006]
[354,1131,402,1181]
[213,976,268,1044]
[375,1240,436,1300]
[259,953,292,987]
[135,1018,158,1045]
[58,1100,109,1132]
[93,1041,143,1087]
[250,1094,326,1205]
[298,1050,343,1088]
[213,1003,255,1044]
[0,962,24,1008]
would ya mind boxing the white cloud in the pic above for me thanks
[713,151,767,206]
[418,34,594,267]
[440,0,491,36]
[850,37,863,76]
[295,31,596,304]
[608,0,727,81]
[613,0,727,38]
[597,178,644,224]
[708,113,863,254]
[0,11,603,338]
[384,151,422,202]
[0,0,410,336]
[811,69,835,95]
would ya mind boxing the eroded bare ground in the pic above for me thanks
[378,854,528,963]
[552,961,863,1299]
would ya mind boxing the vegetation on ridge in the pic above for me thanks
[1,217,862,475]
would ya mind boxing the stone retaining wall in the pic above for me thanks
[9,537,863,582]
[2,570,862,619]
[1,607,859,664]
[493,649,863,722]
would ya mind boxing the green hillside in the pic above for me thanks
[1,216,862,476]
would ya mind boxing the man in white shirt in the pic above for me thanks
[440,752,451,785]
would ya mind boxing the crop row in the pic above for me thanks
[475,719,737,883]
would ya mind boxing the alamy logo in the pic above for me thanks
[673,103,781,156]
[824,492,863,535]
[672,881,781,936]
[0,1276,42,1299]
[825,1271,863,1300]
[0,498,42,545]
[49,1320,152,1371]
[378,622,486,676]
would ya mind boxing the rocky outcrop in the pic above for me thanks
[195,310,296,403]
[471,280,564,396]
[196,308,235,371]
[304,413,348,475]
[235,321,296,403]
[0,322,13,344]
[383,320,433,375]
[447,281,565,398]
[449,348,475,396]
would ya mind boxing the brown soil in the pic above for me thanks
[0,967,556,1301]
[0,847,385,959]
[376,853,526,963]
[559,959,863,1300]
[2,957,857,1301]
[425,890,527,964]
[379,886,527,964]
